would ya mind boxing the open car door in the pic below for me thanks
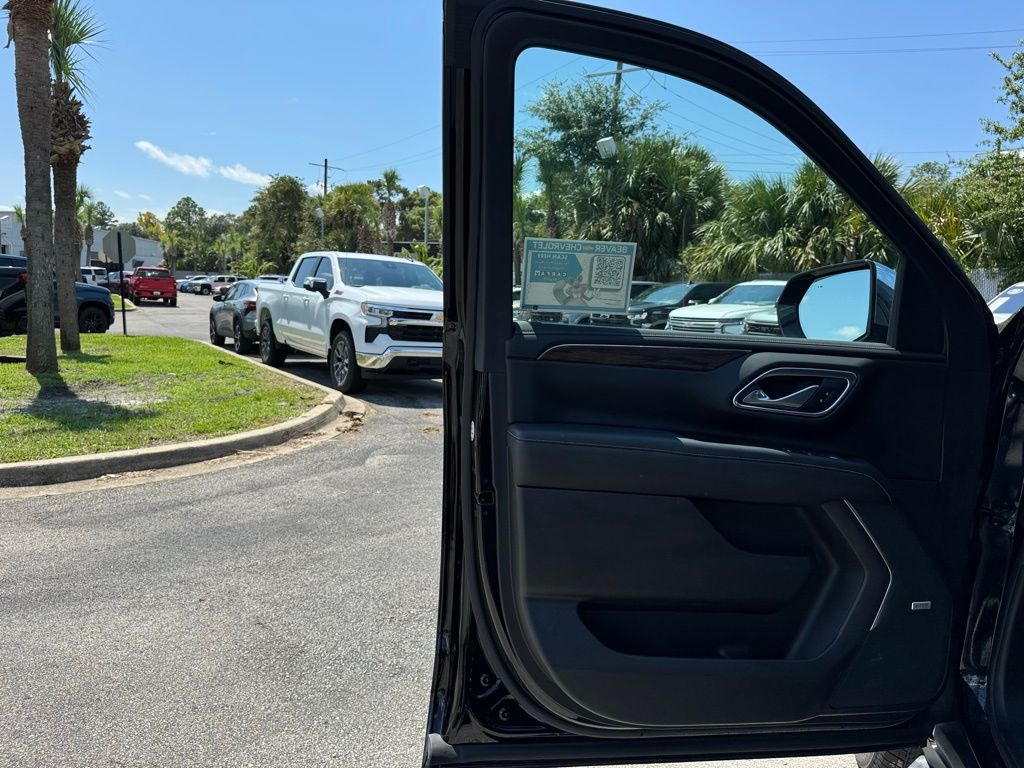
[429,0,1001,765]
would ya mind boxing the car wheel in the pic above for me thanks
[79,306,108,334]
[328,329,365,393]
[201,286,211,295]
[210,317,225,346]
[233,319,254,354]
[855,748,924,768]
[259,317,288,367]
[14,315,28,335]
[170,297,177,307]
[163,298,169,305]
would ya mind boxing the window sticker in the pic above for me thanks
[521,237,637,313]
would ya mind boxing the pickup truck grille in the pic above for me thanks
[744,321,781,336]
[589,313,630,326]
[387,325,443,343]
[668,318,720,333]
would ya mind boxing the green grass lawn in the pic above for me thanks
[0,335,324,463]
[110,294,135,311]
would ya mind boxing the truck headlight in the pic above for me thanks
[361,303,394,318]
[627,311,648,321]
[721,320,745,335]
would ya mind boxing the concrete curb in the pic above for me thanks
[0,354,369,488]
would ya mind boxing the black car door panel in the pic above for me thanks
[431,0,996,764]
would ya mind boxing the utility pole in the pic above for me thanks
[308,159,345,199]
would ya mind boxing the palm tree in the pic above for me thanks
[574,137,726,280]
[377,168,402,256]
[50,0,101,352]
[77,191,97,263]
[159,228,180,273]
[535,152,562,238]
[5,0,58,373]
[224,230,245,271]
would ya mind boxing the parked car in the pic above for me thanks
[256,252,443,392]
[185,275,213,295]
[741,307,781,335]
[257,273,287,282]
[591,281,733,328]
[128,267,177,305]
[210,274,244,295]
[176,275,199,291]
[518,281,663,325]
[0,254,114,335]
[80,266,107,286]
[209,279,259,353]
[988,282,1024,330]
[666,279,786,333]
[99,271,127,292]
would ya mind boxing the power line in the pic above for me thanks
[335,125,440,162]
[733,27,1024,44]
[645,72,795,148]
[752,44,1022,56]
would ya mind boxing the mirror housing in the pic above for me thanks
[303,276,329,298]
[777,259,894,343]
[212,294,224,302]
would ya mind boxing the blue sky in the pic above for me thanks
[1,0,1021,221]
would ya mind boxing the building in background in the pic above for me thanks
[0,208,163,270]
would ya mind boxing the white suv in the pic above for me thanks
[255,252,443,392]
[80,266,107,285]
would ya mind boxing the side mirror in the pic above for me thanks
[777,260,894,343]
[303,276,329,297]
[212,294,224,302]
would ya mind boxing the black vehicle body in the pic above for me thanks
[0,255,114,335]
[209,279,259,353]
[428,2,1024,768]
[591,281,733,328]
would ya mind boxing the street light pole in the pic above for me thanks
[417,185,430,249]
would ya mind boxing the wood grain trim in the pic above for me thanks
[538,344,748,371]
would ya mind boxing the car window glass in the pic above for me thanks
[224,285,238,301]
[513,48,903,344]
[336,257,442,290]
[292,257,319,286]
[314,256,335,290]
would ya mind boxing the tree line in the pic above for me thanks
[115,171,442,279]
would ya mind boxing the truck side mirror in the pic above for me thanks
[303,276,329,298]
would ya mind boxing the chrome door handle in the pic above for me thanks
[740,384,820,410]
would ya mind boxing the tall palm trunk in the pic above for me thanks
[5,0,58,374]
[52,154,79,350]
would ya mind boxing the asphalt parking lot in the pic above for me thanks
[0,292,856,767]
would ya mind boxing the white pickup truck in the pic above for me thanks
[255,251,444,392]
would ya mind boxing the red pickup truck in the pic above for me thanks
[128,267,177,306]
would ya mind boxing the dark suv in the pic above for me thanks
[0,254,115,335]
[589,281,733,329]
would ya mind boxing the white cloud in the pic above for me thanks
[835,325,863,340]
[113,190,131,199]
[307,182,323,196]
[137,193,152,201]
[135,140,213,178]
[218,163,271,186]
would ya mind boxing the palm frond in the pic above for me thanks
[50,0,104,97]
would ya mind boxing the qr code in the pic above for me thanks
[590,254,627,290]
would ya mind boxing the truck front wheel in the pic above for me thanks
[329,329,365,393]
[259,317,288,367]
